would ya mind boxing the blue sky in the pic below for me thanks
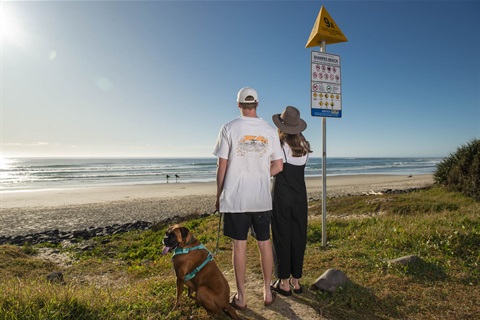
[1,0,479,158]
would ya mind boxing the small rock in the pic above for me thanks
[311,268,349,293]
[46,271,65,284]
[388,255,422,266]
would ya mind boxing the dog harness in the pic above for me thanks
[172,243,213,282]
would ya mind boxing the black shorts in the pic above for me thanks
[223,211,271,241]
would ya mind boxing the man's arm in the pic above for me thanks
[215,157,228,211]
[270,159,283,177]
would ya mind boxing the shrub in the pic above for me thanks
[434,139,480,201]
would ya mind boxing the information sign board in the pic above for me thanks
[310,51,342,118]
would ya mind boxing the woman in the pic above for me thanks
[270,106,312,296]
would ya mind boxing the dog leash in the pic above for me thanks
[213,209,222,256]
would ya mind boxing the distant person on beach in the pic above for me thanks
[213,87,283,309]
[270,106,312,296]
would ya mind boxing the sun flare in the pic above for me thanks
[0,5,27,46]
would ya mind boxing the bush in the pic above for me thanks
[434,139,480,201]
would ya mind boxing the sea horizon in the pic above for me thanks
[0,157,442,192]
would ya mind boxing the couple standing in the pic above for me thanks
[213,87,312,309]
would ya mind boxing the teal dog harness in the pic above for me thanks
[172,243,213,282]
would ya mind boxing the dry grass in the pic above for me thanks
[1,186,479,319]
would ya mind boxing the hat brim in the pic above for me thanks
[272,114,307,134]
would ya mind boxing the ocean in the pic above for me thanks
[0,157,441,192]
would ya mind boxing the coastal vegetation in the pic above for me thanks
[434,138,480,201]
[1,185,479,319]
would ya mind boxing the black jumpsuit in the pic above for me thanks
[271,148,308,280]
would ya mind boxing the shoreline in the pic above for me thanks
[0,174,434,237]
[0,174,434,209]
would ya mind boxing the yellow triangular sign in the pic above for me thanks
[306,6,348,47]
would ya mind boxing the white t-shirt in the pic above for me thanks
[213,116,283,213]
[281,143,308,166]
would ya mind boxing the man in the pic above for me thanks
[213,87,283,309]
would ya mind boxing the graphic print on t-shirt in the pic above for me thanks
[237,135,269,157]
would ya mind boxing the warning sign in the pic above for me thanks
[311,51,342,118]
[306,6,348,47]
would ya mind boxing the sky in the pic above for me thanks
[1,0,479,159]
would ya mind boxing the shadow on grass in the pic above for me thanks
[395,258,447,284]
[313,281,405,320]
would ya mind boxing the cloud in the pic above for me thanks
[5,141,51,146]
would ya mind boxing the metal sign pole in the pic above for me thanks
[306,5,347,249]
[320,40,327,248]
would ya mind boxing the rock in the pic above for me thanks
[311,268,349,293]
[46,271,65,284]
[0,220,154,246]
[388,255,422,266]
[141,259,153,266]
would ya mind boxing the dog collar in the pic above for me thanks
[172,243,207,256]
[172,243,213,282]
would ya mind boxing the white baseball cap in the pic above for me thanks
[237,87,258,103]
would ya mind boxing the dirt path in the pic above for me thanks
[222,269,326,320]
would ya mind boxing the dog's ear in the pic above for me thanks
[179,227,190,242]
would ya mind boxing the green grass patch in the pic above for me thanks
[1,186,479,319]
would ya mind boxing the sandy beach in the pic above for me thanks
[0,174,434,237]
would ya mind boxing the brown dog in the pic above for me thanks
[162,224,239,319]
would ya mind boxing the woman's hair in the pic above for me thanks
[279,130,312,157]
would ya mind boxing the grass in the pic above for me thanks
[1,185,479,319]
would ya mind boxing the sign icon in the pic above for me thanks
[305,6,348,47]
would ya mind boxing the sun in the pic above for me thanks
[0,4,27,47]
[0,157,14,170]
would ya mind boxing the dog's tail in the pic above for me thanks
[224,305,240,320]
